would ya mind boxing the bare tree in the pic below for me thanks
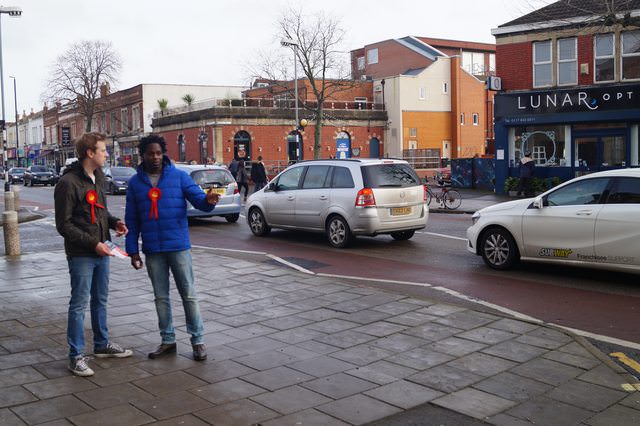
[251,8,356,159]
[43,40,122,132]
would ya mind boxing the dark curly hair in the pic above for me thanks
[138,134,167,156]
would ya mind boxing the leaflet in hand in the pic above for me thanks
[105,241,129,259]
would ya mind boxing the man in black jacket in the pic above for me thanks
[54,132,132,377]
[250,156,267,192]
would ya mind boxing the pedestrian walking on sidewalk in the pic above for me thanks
[517,150,535,197]
[125,134,220,362]
[228,157,239,180]
[54,132,133,377]
[236,159,250,201]
[251,156,268,192]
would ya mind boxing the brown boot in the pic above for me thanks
[148,343,177,359]
[193,344,207,361]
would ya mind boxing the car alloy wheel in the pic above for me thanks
[248,208,270,236]
[327,215,352,248]
[480,227,519,270]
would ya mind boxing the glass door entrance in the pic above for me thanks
[574,134,626,173]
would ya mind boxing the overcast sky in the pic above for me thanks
[2,0,545,117]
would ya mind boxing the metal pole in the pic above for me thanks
[11,76,17,167]
[293,48,300,161]
[0,14,8,191]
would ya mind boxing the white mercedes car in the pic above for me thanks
[467,168,640,273]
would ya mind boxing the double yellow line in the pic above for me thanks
[610,352,640,391]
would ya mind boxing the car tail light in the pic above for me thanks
[355,188,376,207]
[232,183,239,194]
[423,185,428,202]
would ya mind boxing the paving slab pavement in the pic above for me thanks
[0,248,639,425]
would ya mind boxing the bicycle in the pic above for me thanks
[424,176,462,210]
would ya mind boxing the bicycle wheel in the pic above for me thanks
[426,187,433,206]
[443,190,462,209]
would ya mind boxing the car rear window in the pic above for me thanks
[112,167,136,177]
[191,170,235,187]
[31,166,47,172]
[361,163,420,188]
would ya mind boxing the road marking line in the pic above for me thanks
[610,352,640,374]
[621,383,636,391]
[318,273,432,287]
[266,254,314,274]
[418,231,467,242]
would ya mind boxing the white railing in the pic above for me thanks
[153,97,384,119]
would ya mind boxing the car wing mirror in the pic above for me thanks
[267,182,277,192]
[532,196,545,209]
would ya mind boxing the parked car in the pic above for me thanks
[467,168,640,274]
[175,164,242,222]
[7,167,26,184]
[103,166,136,194]
[245,159,429,248]
[24,165,56,186]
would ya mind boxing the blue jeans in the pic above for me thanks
[67,256,110,359]
[145,250,204,345]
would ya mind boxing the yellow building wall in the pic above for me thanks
[402,111,452,153]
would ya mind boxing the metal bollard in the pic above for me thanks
[3,210,21,256]
[4,191,15,212]
[11,186,20,211]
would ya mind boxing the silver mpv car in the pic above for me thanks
[246,159,429,248]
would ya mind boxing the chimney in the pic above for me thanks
[100,82,111,97]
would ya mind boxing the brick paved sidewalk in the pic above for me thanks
[0,248,638,425]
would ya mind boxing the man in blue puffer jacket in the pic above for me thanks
[125,134,219,361]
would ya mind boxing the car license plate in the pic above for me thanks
[390,207,411,216]
[204,187,226,195]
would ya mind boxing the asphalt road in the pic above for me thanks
[4,185,640,378]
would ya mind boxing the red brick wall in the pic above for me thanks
[363,40,435,79]
[577,34,594,85]
[244,81,373,103]
[159,124,385,167]
[496,41,532,90]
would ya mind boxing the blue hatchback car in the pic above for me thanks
[175,164,242,223]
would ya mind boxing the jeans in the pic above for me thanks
[67,256,110,359]
[145,249,204,345]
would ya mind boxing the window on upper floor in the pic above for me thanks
[622,30,640,81]
[533,40,553,87]
[442,82,448,94]
[595,33,615,83]
[460,113,465,125]
[472,113,479,126]
[419,87,426,100]
[409,128,417,137]
[357,56,365,70]
[489,53,496,73]
[557,38,577,85]
[132,105,141,130]
[367,48,378,65]
[120,108,128,133]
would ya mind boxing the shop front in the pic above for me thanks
[494,84,640,194]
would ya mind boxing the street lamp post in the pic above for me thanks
[0,5,22,191]
[9,75,17,167]
[280,38,301,162]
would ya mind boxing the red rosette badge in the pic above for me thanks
[85,190,105,224]
[148,187,162,219]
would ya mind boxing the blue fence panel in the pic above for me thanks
[451,159,473,188]
[473,158,495,190]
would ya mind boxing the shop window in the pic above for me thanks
[595,33,615,82]
[512,125,567,167]
[533,40,552,87]
[622,30,640,80]
[557,38,577,85]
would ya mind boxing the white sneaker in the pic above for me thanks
[69,356,94,377]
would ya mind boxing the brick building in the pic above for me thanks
[492,0,640,194]
[151,79,387,174]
